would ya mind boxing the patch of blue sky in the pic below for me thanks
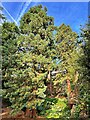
[2,2,88,33]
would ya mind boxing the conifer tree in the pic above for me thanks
[45,24,81,118]
[3,5,56,116]
[78,21,90,118]
[54,24,79,97]
[2,22,19,106]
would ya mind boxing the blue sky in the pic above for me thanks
[2,2,88,33]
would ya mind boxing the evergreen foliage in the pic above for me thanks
[78,20,90,118]
[2,4,90,119]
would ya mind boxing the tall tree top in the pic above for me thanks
[20,5,54,34]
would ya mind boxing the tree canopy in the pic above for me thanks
[2,5,90,119]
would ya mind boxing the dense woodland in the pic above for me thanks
[0,5,90,119]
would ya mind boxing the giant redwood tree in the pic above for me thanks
[3,5,56,117]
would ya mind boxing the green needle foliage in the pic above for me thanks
[54,24,80,96]
[78,21,90,118]
[2,4,89,119]
[2,22,20,107]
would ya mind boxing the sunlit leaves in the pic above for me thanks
[2,4,86,118]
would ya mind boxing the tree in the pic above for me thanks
[43,24,81,118]
[3,5,56,117]
[78,20,90,118]
[2,22,19,107]
[0,5,7,109]
[0,5,6,24]
[54,23,79,97]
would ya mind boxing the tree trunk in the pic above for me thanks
[32,109,37,118]
[47,71,53,97]
[25,109,32,118]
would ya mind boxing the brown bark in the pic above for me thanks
[32,109,37,118]
[47,71,53,97]
[24,108,37,118]
[67,79,74,110]
[67,79,71,95]
[49,81,53,97]
[25,109,32,118]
